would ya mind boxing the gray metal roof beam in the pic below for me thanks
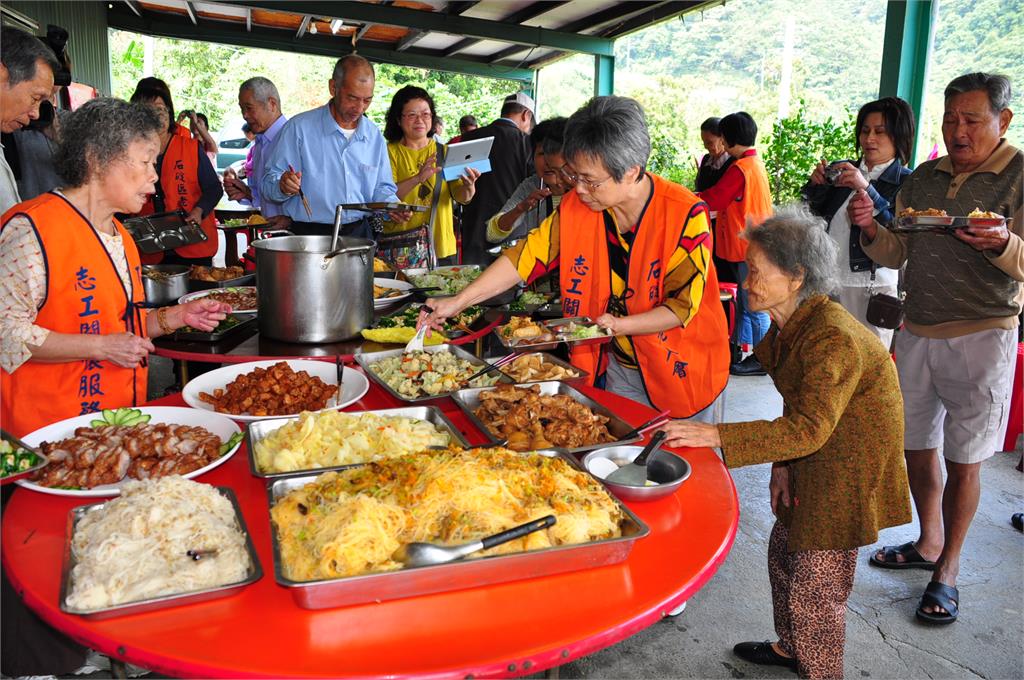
[600,1,708,39]
[443,0,567,58]
[227,1,613,55]
[107,6,535,82]
[296,15,310,38]
[446,2,479,15]
[395,30,424,51]
[245,7,252,31]
[123,0,142,17]
[354,23,373,41]
[184,1,198,24]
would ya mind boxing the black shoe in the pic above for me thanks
[730,354,767,376]
[733,641,798,671]
[1012,513,1023,532]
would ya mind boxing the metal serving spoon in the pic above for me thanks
[392,515,555,569]
[605,430,668,486]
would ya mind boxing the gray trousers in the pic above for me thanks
[604,354,726,424]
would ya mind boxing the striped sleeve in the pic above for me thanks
[660,205,712,327]
[500,209,561,285]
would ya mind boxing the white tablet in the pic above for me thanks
[442,136,494,181]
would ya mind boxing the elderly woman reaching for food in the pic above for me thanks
[659,206,911,679]
[0,98,229,437]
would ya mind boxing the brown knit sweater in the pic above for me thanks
[719,296,911,552]
[862,140,1023,338]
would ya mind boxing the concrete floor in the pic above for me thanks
[122,361,1024,679]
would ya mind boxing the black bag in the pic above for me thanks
[865,266,904,329]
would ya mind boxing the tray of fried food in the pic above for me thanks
[187,265,255,291]
[894,207,955,232]
[495,316,613,350]
[496,352,587,385]
[965,208,1010,228]
[452,382,640,455]
[265,446,648,608]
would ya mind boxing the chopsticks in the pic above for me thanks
[288,163,314,220]
[621,409,672,440]
[335,355,345,403]
[461,352,524,385]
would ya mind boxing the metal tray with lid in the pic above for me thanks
[122,210,208,254]
[58,486,262,619]
[266,449,649,609]
[451,381,641,455]
[245,406,470,479]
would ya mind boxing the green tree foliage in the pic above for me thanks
[762,102,857,203]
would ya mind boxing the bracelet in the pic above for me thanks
[156,306,174,335]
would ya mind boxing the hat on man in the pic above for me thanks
[503,92,537,120]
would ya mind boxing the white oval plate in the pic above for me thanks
[16,407,242,497]
[178,286,258,314]
[373,277,413,310]
[182,359,369,423]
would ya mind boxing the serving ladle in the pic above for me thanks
[605,430,668,486]
[392,515,555,569]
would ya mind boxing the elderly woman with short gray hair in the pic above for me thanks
[422,95,730,422]
[0,97,229,438]
[661,205,911,679]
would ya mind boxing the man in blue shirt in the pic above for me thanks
[224,76,289,226]
[261,55,408,239]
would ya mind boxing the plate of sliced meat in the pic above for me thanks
[15,407,243,497]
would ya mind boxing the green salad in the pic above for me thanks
[410,267,482,296]
[0,440,41,478]
[508,291,550,311]
[377,304,482,332]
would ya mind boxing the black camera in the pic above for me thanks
[824,164,843,185]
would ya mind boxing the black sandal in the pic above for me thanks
[916,581,959,624]
[869,541,936,571]
[1012,513,1023,532]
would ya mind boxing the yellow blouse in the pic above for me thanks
[383,140,463,259]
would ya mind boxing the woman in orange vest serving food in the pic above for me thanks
[128,77,224,266]
[0,98,230,437]
[422,96,730,423]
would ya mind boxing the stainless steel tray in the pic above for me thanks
[266,451,649,609]
[354,343,512,405]
[59,486,262,619]
[491,351,588,386]
[892,215,1012,234]
[187,272,256,291]
[246,406,470,479]
[495,316,614,351]
[123,210,208,254]
[451,381,641,455]
[173,314,257,342]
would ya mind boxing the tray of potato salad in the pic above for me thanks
[245,406,469,479]
[354,344,510,405]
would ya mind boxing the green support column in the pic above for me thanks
[878,0,937,164]
[594,54,615,97]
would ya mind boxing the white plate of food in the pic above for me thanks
[182,359,369,422]
[16,406,244,497]
[373,278,413,309]
[178,286,258,314]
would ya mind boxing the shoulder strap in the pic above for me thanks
[425,144,447,268]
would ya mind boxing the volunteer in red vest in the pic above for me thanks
[698,111,774,376]
[0,98,229,438]
[128,77,223,266]
[421,96,730,423]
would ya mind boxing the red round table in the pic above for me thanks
[2,382,738,679]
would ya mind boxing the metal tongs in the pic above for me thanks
[335,354,345,404]
[460,352,524,386]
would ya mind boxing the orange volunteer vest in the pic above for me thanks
[139,131,217,261]
[1,193,149,437]
[715,153,773,262]
[559,175,730,418]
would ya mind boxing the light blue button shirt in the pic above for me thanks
[247,113,288,217]
[261,104,398,224]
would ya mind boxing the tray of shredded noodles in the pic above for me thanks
[246,406,470,478]
[266,447,649,609]
[59,476,262,619]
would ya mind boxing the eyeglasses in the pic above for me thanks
[557,164,613,192]
[402,112,433,122]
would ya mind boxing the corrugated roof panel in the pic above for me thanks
[463,0,536,22]
[194,2,247,18]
